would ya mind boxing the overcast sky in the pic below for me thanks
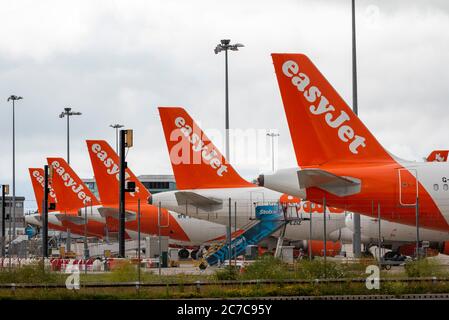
[1,0,448,210]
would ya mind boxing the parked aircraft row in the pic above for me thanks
[26,53,449,259]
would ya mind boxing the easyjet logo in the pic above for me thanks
[282,60,366,154]
[90,143,138,196]
[174,117,228,176]
[32,170,57,201]
[435,153,445,162]
[49,161,92,205]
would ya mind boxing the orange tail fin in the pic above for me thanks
[85,140,151,205]
[28,168,58,213]
[426,150,449,162]
[271,53,392,166]
[158,106,254,189]
[47,158,100,211]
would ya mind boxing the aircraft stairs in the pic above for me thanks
[199,203,305,268]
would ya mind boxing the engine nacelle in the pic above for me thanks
[258,168,306,199]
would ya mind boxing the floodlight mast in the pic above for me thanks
[59,107,82,165]
[7,95,23,237]
[213,39,245,161]
[214,39,244,266]
[110,124,124,154]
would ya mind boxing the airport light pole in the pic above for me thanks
[351,0,362,259]
[110,124,124,154]
[377,202,382,265]
[59,107,82,165]
[228,198,232,267]
[415,197,420,258]
[1,185,9,257]
[42,165,49,258]
[59,107,81,253]
[7,95,22,238]
[214,39,244,161]
[308,204,312,260]
[119,129,134,258]
[137,199,141,286]
[84,204,89,260]
[267,132,280,172]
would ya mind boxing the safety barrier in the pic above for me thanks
[0,257,163,271]
[0,258,48,268]
[0,277,448,289]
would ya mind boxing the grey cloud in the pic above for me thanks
[0,0,448,210]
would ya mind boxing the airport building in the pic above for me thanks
[0,196,26,230]
[83,174,176,198]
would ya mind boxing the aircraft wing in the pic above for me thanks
[297,169,361,197]
[174,191,223,211]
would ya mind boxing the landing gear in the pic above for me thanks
[191,249,199,260]
[178,248,190,259]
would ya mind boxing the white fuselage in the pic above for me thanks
[152,186,346,242]
[346,213,449,244]
[25,206,228,247]
[152,183,449,246]
[260,162,449,230]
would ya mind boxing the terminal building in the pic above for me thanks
[83,174,176,199]
[0,196,26,232]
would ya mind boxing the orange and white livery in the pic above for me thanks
[154,106,347,244]
[259,53,449,232]
[86,139,228,245]
[27,166,110,238]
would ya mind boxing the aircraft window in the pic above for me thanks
[444,184,449,191]
[434,184,439,191]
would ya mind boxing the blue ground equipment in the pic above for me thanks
[202,204,288,267]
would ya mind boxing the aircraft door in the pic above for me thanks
[398,168,418,206]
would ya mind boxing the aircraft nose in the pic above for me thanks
[257,174,265,187]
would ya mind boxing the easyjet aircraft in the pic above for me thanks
[85,140,229,246]
[156,107,449,257]
[28,165,120,239]
[46,158,122,239]
[27,167,111,238]
[27,168,63,230]
[258,53,449,234]
[153,106,347,248]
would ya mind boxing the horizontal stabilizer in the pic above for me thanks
[175,191,223,211]
[97,207,136,221]
[298,169,361,197]
[53,213,86,225]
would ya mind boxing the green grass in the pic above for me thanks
[0,262,65,284]
[2,281,449,299]
[404,258,447,277]
[1,257,449,299]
